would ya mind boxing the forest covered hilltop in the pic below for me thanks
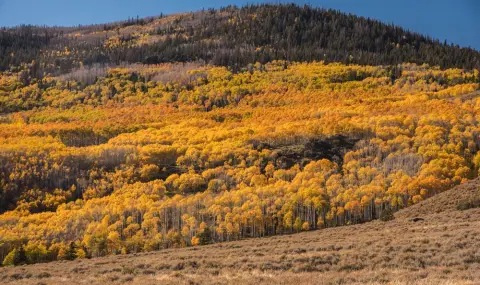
[0,4,480,284]
[1,3,479,76]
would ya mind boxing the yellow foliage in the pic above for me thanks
[1,61,479,263]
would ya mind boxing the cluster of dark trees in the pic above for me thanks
[0,26,54,71]
[0,4,479,75]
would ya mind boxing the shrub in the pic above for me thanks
[2,247,27,266]
[456,197,480,211]
[191,236,200,246]
[2,249,17,266]
[24,242,48,264]
[142,269,156,275]
[121,265,136,275]
[464,255,480,264]
[75,248,87,259]
[37,272,51,279]
[195,227,212,245]
[173,262,185,271]
[302,222,310,231]
[379,209,395,222]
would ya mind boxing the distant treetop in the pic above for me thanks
[0,4,479,75]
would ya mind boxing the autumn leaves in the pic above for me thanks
[1,61,480,265]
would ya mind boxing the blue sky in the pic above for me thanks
[0,0,478,50]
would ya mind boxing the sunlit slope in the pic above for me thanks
[395,176,480,219]
[1,179,480,284]
[1,61,480,265]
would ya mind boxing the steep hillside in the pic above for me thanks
[396,177,480,219]
[1,60,480,266]
[1,4,479,76]
[2,3,480,275]
[1,181,480,285]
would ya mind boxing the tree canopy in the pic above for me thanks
[1,60,480,264]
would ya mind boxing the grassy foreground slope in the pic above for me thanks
[1,179,479,285]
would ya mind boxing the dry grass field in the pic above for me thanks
[1,179,480,285]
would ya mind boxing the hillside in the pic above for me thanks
[396,176,480,219]
[2,2,480,280]
[1,179,479,285]
[1,59,480,265]
[1,4,479,76]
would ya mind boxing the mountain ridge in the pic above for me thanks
[1,4,479,76]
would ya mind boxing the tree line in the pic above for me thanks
[1,4,479,77]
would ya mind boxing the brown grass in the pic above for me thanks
[1,181,480,285]
[396,178,480,219]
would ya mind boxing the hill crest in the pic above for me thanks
[1,4,479,76]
